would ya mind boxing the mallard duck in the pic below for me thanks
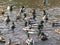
[26,38,34,45]
[0,9,5,15]
[1,9,5,15]
[32,9,36,20]
[55,29,60,34]
[42,15,48,22]
[10,22,15,30]
[43,10,46,15]
[38,23,44,30]
[4,15,10,24]
[40,20,44,24]
[0,36,5,43]
[41,36,48,41]
[20,6,25,13]
[25,21,28,27]
[5,39,11,45]
[24,13,27,19]
[41,32,48,41]
[7,5,13,11]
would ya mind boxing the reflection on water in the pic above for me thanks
[0,42,5,45]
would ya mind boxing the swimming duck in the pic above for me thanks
[42,15,48,22]
[10,22,15,31]
[41,32,48,41]
[32,9,36,20]
[7,5,13,11]
[20,6,25,13]
[43,10,46,15]
[0,9,5,15]
[4,15,10,25]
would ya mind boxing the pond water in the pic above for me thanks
[0,8,59,45]
[0,0,60,45]
[0,42,5,45]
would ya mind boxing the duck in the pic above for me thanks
[0,36,5,43]
[41,32,48,41]
[1,9,5,15]
[10,22,15,30]
[32,9,36,20]
[55,29,60,34]
[38,24,44,30]
[25,21,28,27]
[43,10,46,15]
[0,9,5,15]
[41,35,48,41]
[42,15,48,22]
[40,20,44,24]
[26,38,34,45]
[24,13,27,19]
[5,39,11,45]
[20,6,25,13]
[19,6,25,14]
[7,5,13,11]
[38,20,44,30]
[4,15,10,25]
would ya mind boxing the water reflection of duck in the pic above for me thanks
[4,15,10,25]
